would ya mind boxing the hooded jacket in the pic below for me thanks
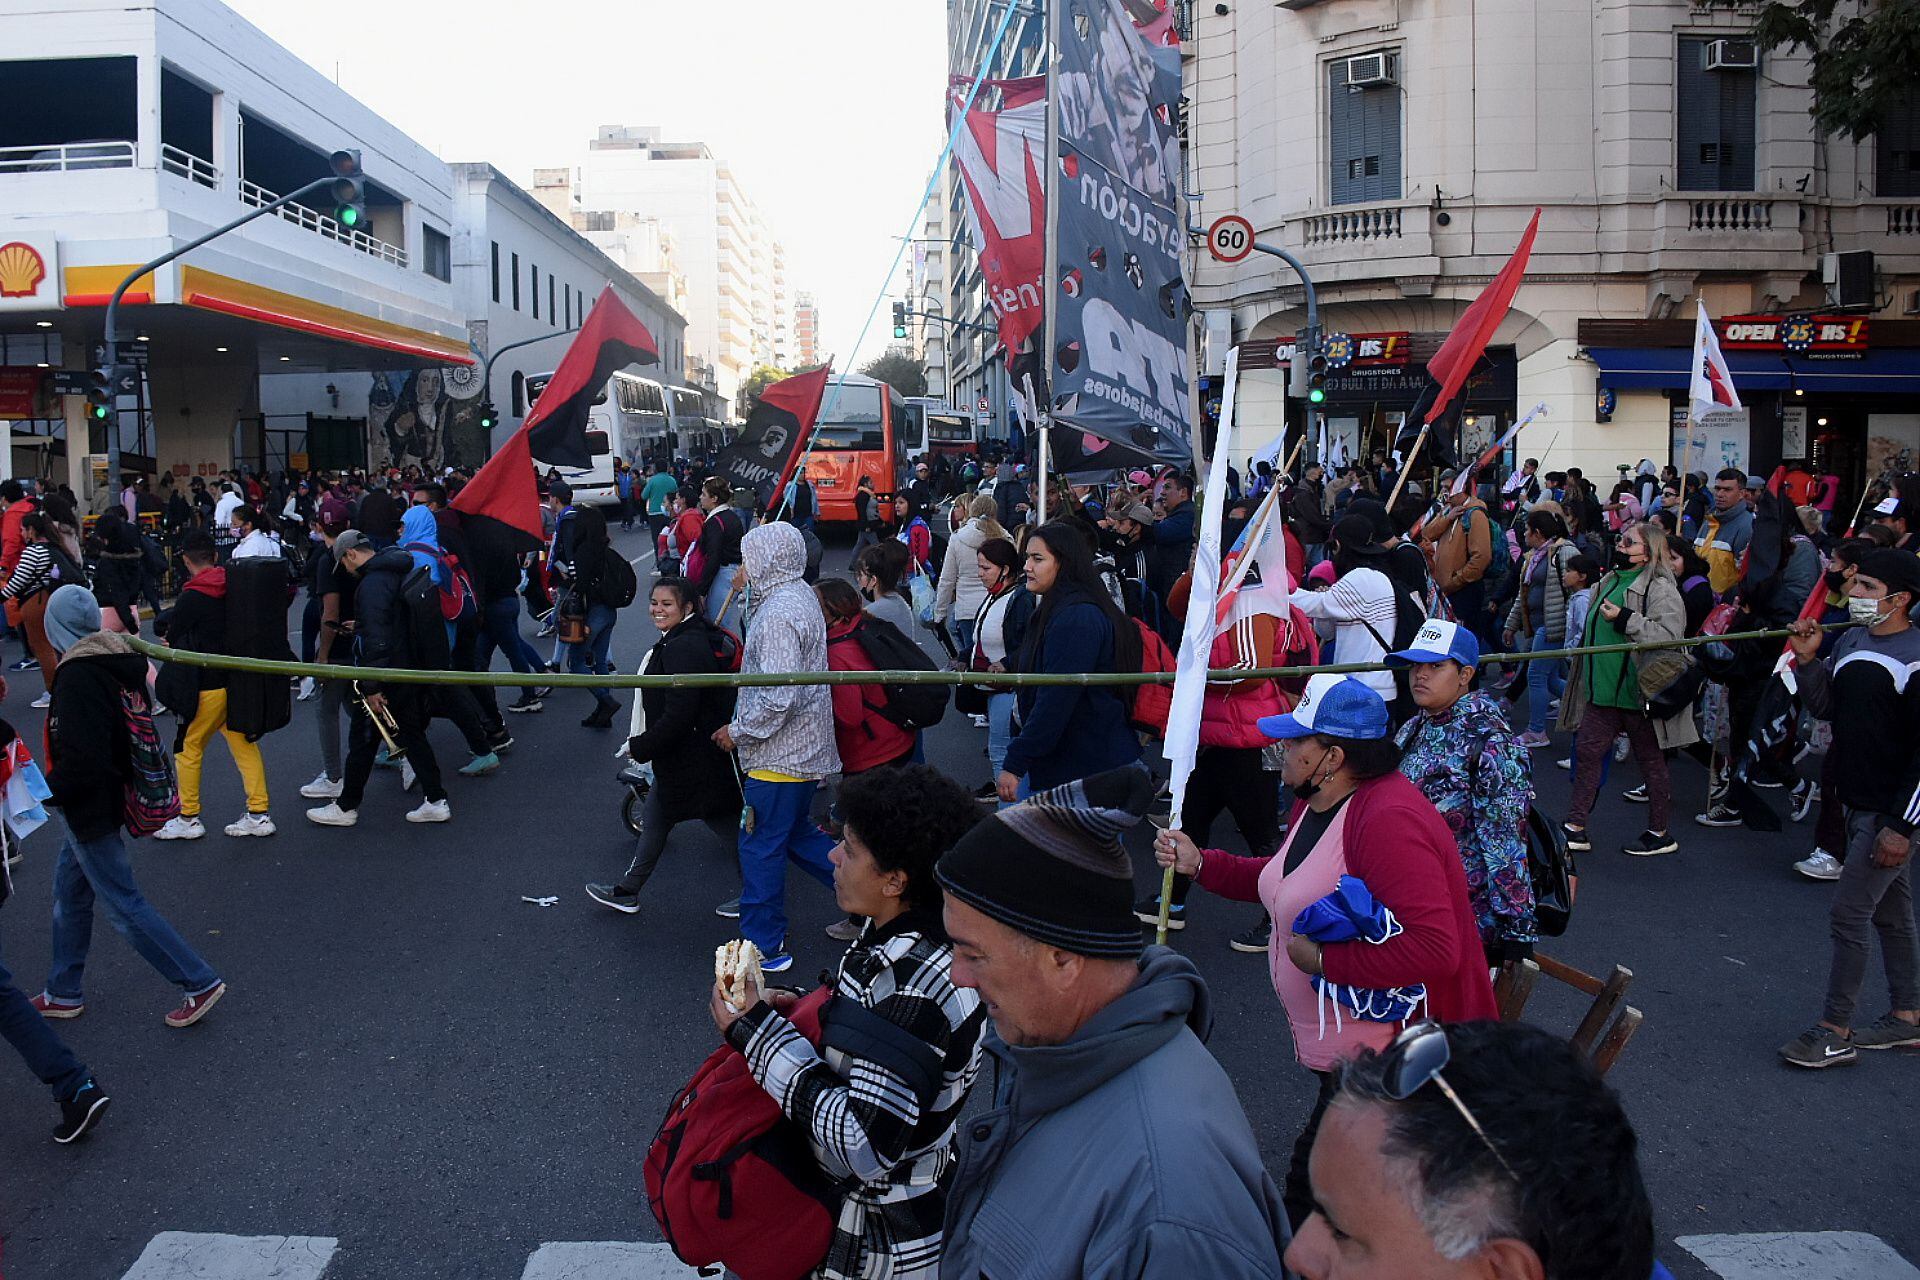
[728,523,839,780]
[939,948,1288,1279]
[155,565,229,713]
[47,631,150,841]
[1693,500,1753,596]
[350,547,428,689]
[1421,495,1494,593]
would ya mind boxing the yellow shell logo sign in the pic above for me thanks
[0,242,49,298]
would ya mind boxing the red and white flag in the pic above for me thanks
[1689,299,1741,422]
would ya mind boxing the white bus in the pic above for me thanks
[525,369,671,506]
[666,385,727,458]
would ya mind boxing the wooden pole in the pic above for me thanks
[1387,423,1431,511]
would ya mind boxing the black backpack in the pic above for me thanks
[600,551,639,609]
[791,481,815,523]
[1526,806,1576,937]
[851,616,948,731]
[399,564,453,669]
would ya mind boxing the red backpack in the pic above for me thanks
[1129,618,1175,739]
[645,988,838,1280]
[402,542,477,625]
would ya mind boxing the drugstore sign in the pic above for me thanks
[1718,314,1869,359]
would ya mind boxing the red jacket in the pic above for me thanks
[825,617,914,774]
[2,498,37,576]
[1195,770,1497,1024]
[1198,615,1283,749]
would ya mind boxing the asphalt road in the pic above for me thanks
[0,523,1914,1279]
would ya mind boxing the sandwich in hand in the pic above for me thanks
[715,939,765,1012]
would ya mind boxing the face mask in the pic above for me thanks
[1612,548,1641,571]
[1290,746,1338,802]
[1825,569,1850,592]
[1849,596,1889,626]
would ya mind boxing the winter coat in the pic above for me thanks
[826,615,916,774]
[1198,614,1283,749]
[626,617,740,823]
[729,523,839,781]
[1693,502,1753,596]
[939,948,1289,1280]
[1421,497,1494,594]
[1504,538,1577,643]
[155,566,229,716]
[1005,584,1140,789]
[692,505,746,595]
[1146,499,1196,602]
[934,518,994,625]
[1,498,35,577]
[1288,479,1331,543]
[46,631,150,842]
[1557,563,1700,750]
[349,548,426,691]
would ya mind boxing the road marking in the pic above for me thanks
[1677,1232,1920,1280]
[121,1233,338,1280]
[520,1241,700,1279]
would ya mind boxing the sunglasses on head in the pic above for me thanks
[1379,1022,1520,1183]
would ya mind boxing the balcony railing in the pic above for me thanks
[1302,205,1403,245]
[0,139,135,173]
[159,144,218,189]
[1889,204,1920,236]
[1687,198,1774,233]
[239,178,407,268]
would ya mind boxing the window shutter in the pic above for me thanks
[1677,37,1755,191]
[1875,94,1920,198]
[1328,57,1400,206]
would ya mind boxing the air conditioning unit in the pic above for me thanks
[1344,51,1397,88]
[1704,38,1758,71]
[1904,288,1920,317]
[1822,250,1876,309]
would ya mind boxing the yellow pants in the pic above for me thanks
[176,687,269,817]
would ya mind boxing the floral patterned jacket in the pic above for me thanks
[1394,690,1538,954]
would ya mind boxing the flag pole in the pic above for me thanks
[1036,0,1063,506]
[1387,424,1429,510]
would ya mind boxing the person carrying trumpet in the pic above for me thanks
[306,529,451,827]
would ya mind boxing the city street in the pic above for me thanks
[0,524,1914,1280]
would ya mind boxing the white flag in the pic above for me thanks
[1689,300,1741,422]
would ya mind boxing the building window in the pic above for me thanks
[1327,52,1401,207]
[531,265,540,319]
[511,252,521,310]
[491,241,501,303]
[1676,36,1756,191]
[562,284,571,328]
[1876,94,1920,197]
[422,226,451,282]
[549,275,557,326]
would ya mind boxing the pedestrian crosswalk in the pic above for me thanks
[1678,1231,1920,1280]
[114,1234,702,1279]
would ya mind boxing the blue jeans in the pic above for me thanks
[1526,624,1566,734]
[705,564,745,637]
[737,777,836,955]
[476,595,544,676]
[44,821,221,1002]
[986,691,1016,776]
[559,604,618,707]
[1,922,88,1102]
[951,618,976,658]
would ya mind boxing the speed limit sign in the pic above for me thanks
[1206,215,1255,264]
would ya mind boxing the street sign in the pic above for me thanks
[49,370,88,396]
[1206,215,1255,265]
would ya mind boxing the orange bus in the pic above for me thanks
[803,373,910,524]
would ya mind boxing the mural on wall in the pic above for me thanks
[369,333,487,472]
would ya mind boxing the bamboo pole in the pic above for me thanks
[1386,423,1430,510]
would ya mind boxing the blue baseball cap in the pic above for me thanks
[1257,674,1391,742]
[1388,617,1480,669]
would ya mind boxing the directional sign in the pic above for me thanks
[1206,215,1255,265]
[52,369,136,396]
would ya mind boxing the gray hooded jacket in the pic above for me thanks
[728,522,840,781]
[940,948,1288,1279]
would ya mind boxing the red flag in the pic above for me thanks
[949,76,1048,355]
[714,366,834,510]
[454,286,658,539]
[1423,209,1539,425]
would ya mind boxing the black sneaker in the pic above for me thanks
[1133,895,1186,931]
[714,896,741,919]
[488,732,515,754]
[1695,803,1742,828]
[1790,778,1816,823]
[54,1078,110,1144]
[582,702,619,730]
[1622,829,1679,857]
[1779,1024,1857,1069]
[1562,824,1592,852]
[585,883,641,914]
[973,781,998,802]
[1852,1012,1920,1050]
[507,694,543,714]
[1622,784,1649,803]
[8,656,39,671]
[1229,918,1272,953]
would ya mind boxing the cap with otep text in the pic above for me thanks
[1388,617,1481,669]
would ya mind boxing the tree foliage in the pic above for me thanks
[735,363,790,416]
[1753,0,1920,142]
[856,346,929,398]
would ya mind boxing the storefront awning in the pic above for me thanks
[1591,347,1920,394]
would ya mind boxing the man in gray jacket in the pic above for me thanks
[713,522,840,973]
[935,766,1288,1278]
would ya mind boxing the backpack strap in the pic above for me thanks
[818,992,948,1111]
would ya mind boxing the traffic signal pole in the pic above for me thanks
[100,153,366,505]
[476,324,582,435]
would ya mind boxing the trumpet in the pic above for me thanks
[352,681,405,761]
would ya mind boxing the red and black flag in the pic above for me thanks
[453,285,659,539]
[714,366,833,512]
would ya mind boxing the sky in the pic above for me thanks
[226,0,951,374]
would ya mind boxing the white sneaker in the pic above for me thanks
[223,812,276,838]
[400,760,417,792]
[30,693,51,709]
[1794,849,1843,882]
[299,772,343,800]
[405,798,451,824]
[153,816,206,841]
[305,802,358,827]
[297,676,317,701]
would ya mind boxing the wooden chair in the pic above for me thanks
[1493,954,1644,1075]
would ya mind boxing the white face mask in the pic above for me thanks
[1848,596,1889,626]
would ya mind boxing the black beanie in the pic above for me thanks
[935,766,1152,958]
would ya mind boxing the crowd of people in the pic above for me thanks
[3,435,1916,1280]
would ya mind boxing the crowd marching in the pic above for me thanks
[3,440,1918,1280]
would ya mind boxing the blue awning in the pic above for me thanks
[1591,346,1920,394]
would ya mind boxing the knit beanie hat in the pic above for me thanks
[935,766,1153,958]
[44,583,102,653]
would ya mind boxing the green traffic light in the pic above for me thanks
[90,403,110,420]
[338,206,362,228]
[1308,389,1326,404]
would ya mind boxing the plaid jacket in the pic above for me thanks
[730,910,987,1280]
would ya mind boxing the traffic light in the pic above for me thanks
[86,362,127,423]
[892,302,908,340]
[477,400,498,432]
[1307,335,1329,406]
[329,149,366,232]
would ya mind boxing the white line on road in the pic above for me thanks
[1677,1231,1920,1280]
[520,1241,700,1279]
[121,1233,339,1280]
